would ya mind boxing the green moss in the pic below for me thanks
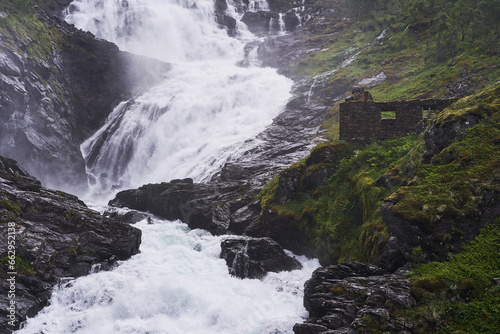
[0,0,63,65]
[0,256,36,275]
[435,86,500,125]
[0,199,21,216]
[63,209,78,220]
[408,219,500,333]
[260,135,417,263]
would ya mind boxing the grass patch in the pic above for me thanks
[408,219,500,334]
[0,0,63,64]
[260,135,418,263]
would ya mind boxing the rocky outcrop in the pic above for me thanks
[214,0,237,36]
[294,262,416,334]
[0,6,170,193]
[109,178,258,235]
[247,142,346,259]
[0,156,141,331]
[241,11,276,36]
[379,185,500,272]
[220,236,302,279]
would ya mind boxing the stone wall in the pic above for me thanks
[339,99,457,143]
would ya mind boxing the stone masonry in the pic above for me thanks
[339,90,456,143]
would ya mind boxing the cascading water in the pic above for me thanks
[66,0,292,198]
[16,1,320,333]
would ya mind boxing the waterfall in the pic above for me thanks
[230,240,250,278]
[248,0,269,12]
[65,0,292,199]
[278,13,286,33]
[15,1,320,333]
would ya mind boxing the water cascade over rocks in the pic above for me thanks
[14,0,323,332]
[65,0,295,198]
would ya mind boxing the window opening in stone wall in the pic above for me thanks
[422,107,433,118]
[381,111,396,119]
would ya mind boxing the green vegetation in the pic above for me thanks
[0,198,21,216]
[290,0,500,110]
[261,135,418,263]
[0,256,36,276]
[391,87,500,230]
[0,0,63,64]
[259,86,500,268]
[408,218,500,333]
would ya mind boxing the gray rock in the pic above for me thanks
[0,156,141,331]
[220,236,302,279]
[109,180,251,235]
[295,262,416,334]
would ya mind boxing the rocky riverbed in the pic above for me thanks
[0,156,141,331]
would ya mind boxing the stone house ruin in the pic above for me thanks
[339,88,457,143]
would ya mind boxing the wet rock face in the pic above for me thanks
[241,11,275,36]
[0,156,142,331]
[220,236,302,279]
[0,7,170,192]
[109,179,256,235]
[295,262,416,334]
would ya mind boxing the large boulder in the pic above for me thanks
[220,236,302,279]
[241,11,275,36]
[0,156,142,331]
[109,179,255,235]
[294,262,416,333]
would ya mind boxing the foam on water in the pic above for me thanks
[17,218,320,334]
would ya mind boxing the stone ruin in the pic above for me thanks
[339,88,457,144]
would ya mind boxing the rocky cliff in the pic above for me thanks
[0,155,142,331]
[0,1,170,193]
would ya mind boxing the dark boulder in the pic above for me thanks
[220,236,302,279]
[295,262,416,333]
[241,11,276,36]
[246,207,314,258]
[109,180,253,235]
[283,11,300,32]
[0,156,141,331]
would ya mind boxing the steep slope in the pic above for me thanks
[0,0,169,193]
[256,86,500,268]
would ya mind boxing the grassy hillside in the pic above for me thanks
[279,0,500,140]
[260,85,500,261]
[296,0,500,98]
[260,1,500,329]
[0,0,63,63]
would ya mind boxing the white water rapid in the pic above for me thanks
[16,1,320,333]
[17,215,320,334]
